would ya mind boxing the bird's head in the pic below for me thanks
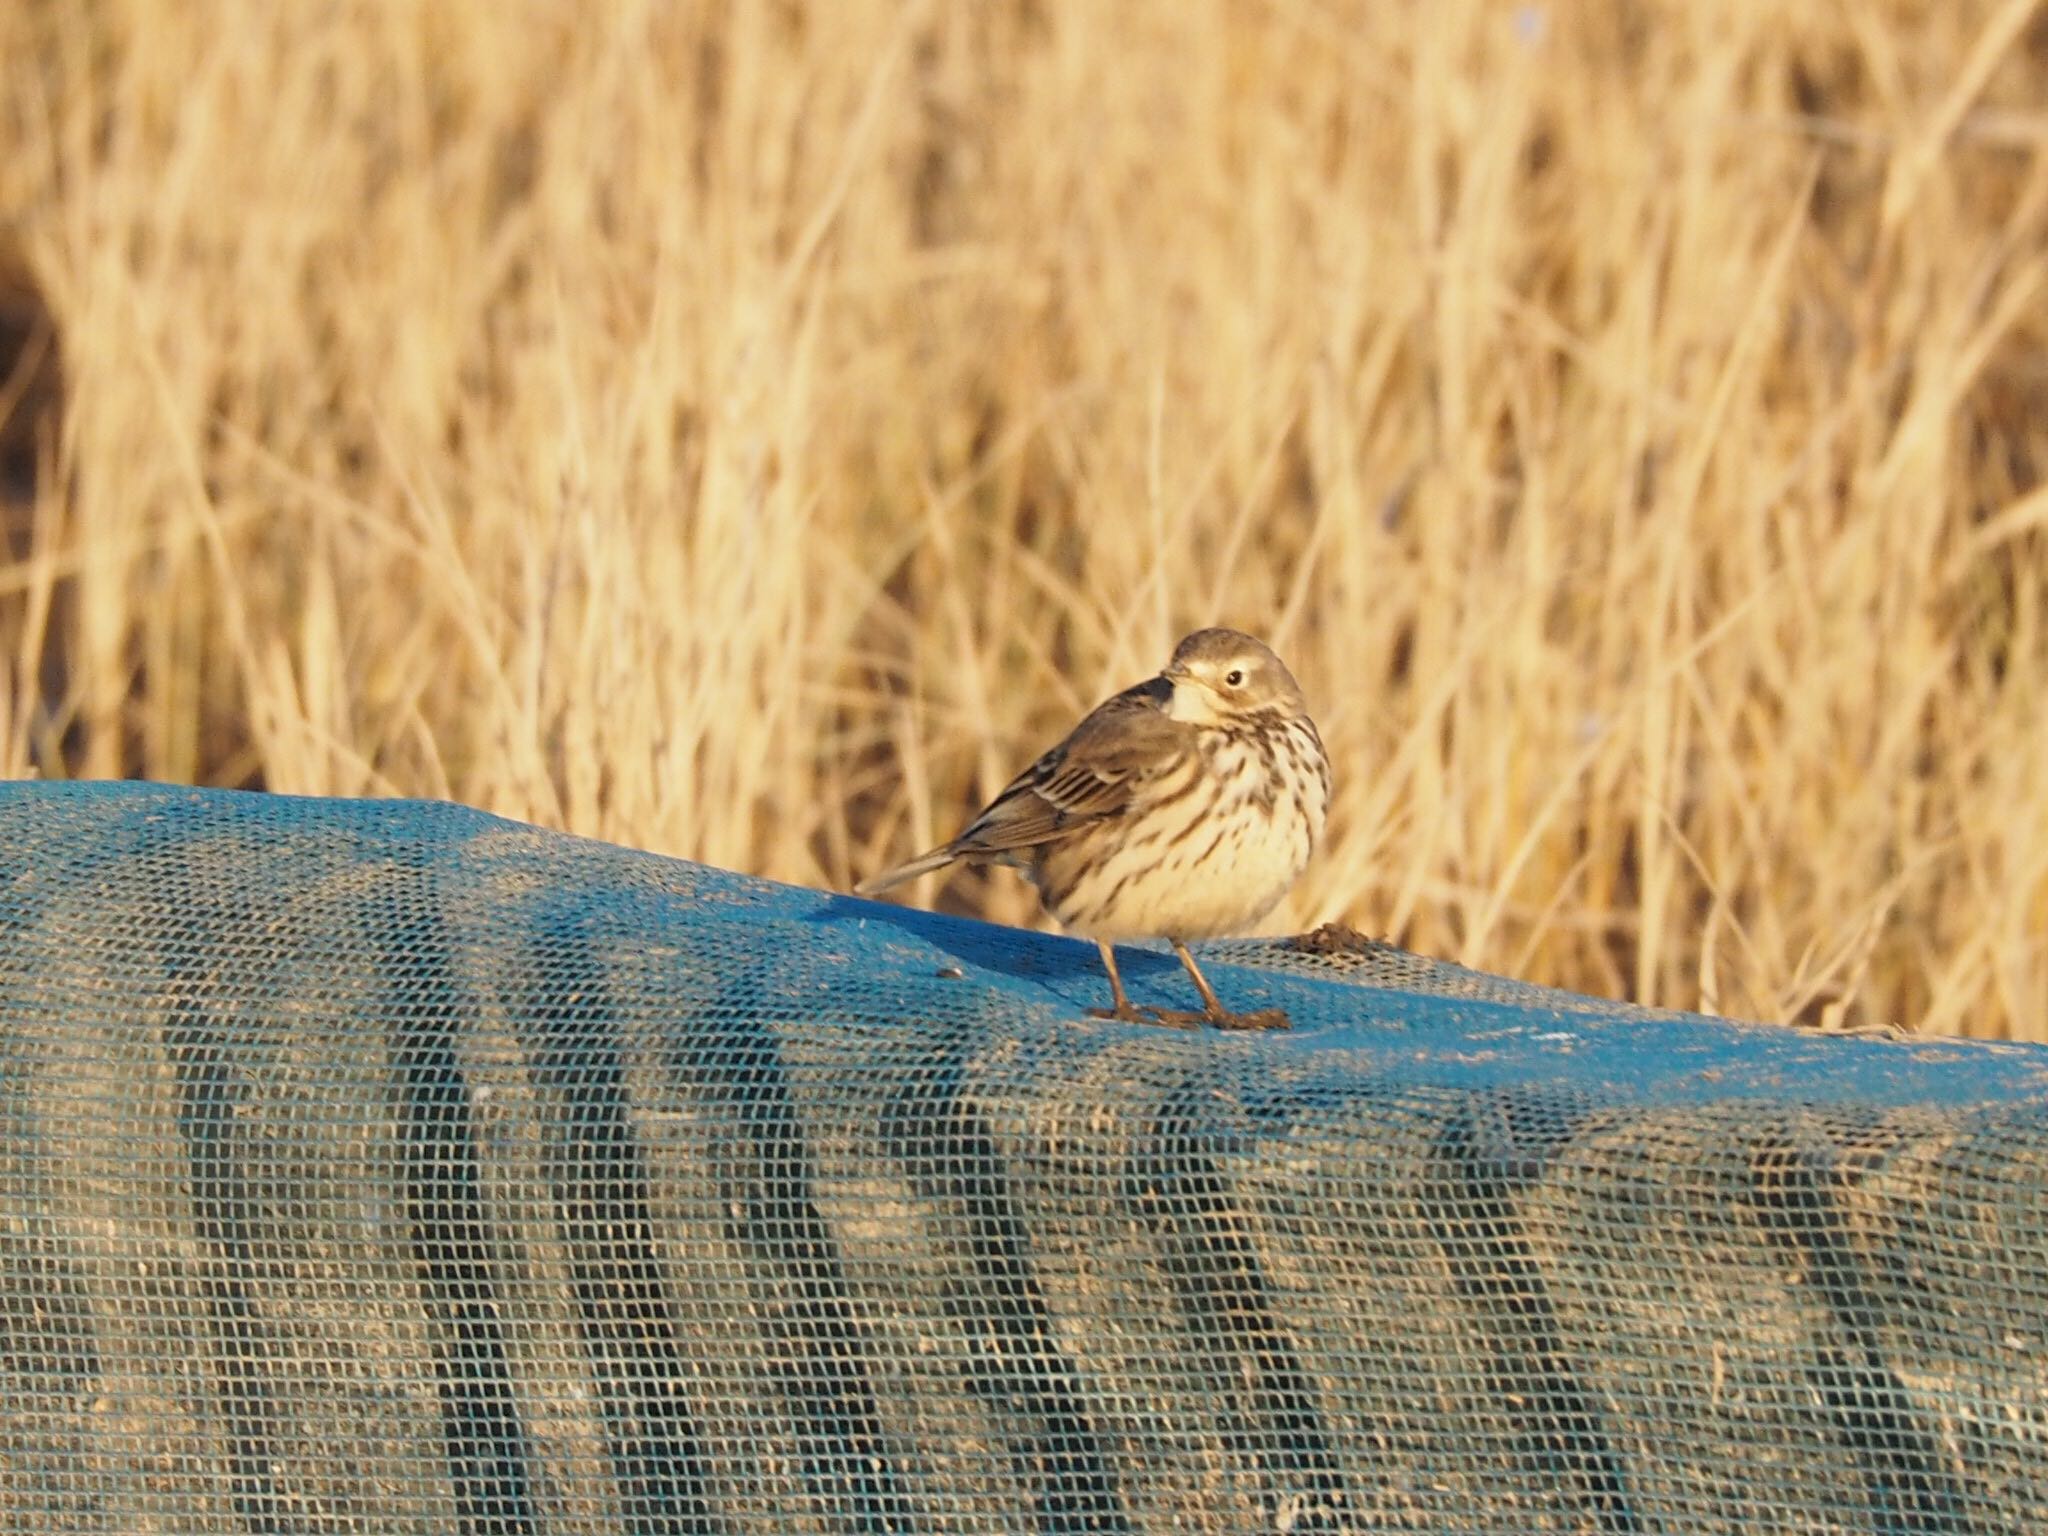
[1160,628,1308,727]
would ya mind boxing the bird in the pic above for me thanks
[856,628,1329,1030]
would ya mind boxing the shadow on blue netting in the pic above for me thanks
[4,778,2048,1115]
[806,895,1189,1003]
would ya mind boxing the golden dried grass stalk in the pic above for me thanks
[1,0,2044,1037]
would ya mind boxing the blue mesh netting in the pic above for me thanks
[0,778,2044,1533]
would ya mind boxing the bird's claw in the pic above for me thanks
[1206,1007,1292,1032]
[1087,1003,1202,1029]
[1087,1004,1290,1032]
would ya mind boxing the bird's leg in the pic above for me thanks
[1170,940,1290,1031]
[1086,941,1195,1028]
[1098,941,1139,1014]
[1170,940,1228,1015]
[1088,941,1149,1022]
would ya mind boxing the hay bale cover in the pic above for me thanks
[0,781,2043,1533]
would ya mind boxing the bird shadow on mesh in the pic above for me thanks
[806,895,1188,1008]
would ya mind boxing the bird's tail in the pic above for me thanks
[854,844,961,897]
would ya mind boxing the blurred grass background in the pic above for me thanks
[1,0,2045,1036]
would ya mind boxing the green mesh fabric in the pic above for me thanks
[0,780,2042,1534]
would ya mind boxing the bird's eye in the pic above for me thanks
[1225,668,1245,687]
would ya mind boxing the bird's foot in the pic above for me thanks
[1140,1008,1215,1029]
[1087,1003,1202,1030]
[1203,1007,1292,1032]
[1087,1001,1291,1031]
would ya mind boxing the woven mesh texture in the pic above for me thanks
[1,780,2045,1534]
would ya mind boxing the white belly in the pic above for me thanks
[1038,725,1326,942]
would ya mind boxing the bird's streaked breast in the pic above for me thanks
[1035,715,1328,942]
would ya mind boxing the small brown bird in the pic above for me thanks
[857,629,1330,1029]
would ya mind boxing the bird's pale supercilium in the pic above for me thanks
[856,629,1330,1029]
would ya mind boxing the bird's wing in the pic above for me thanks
[949,675,1186,855]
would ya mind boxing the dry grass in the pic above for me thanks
[1,0,2046,1037]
